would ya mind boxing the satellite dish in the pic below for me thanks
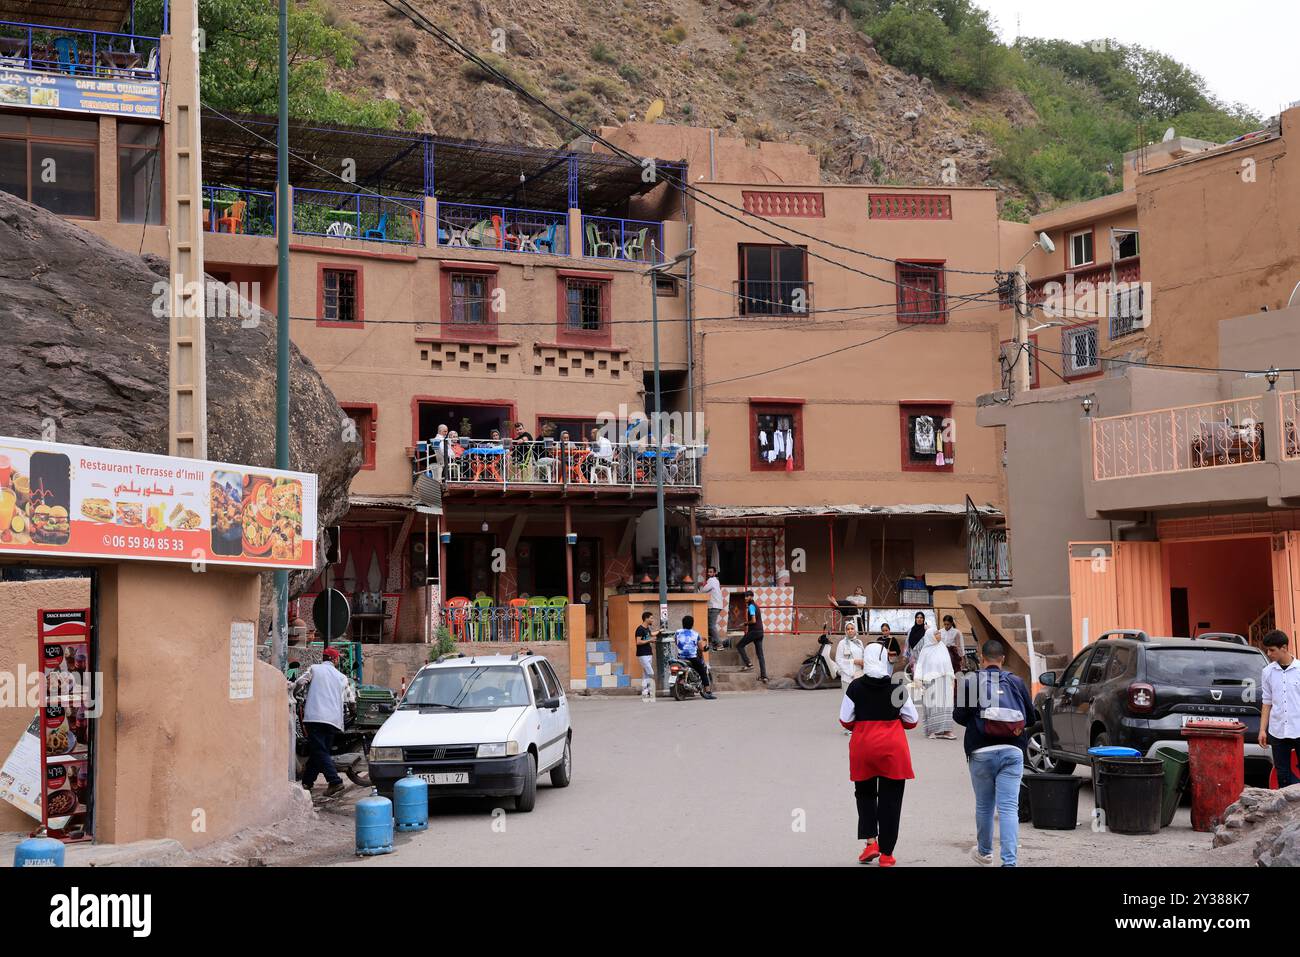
[644,99,664,123]
[1287,280,1300,308]
[1037,231,1056,254]
[1162,127,1176,142]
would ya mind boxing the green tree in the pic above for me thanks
[135,0,404,128]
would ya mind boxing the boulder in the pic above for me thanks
[1257,820,1300,867]
[0,190,360,604]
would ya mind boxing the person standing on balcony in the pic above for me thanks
[702,566,726,651]
[1259,629,1300,788]
[636,610,656,700]
[736,590,768,684]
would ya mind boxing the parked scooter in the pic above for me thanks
[659,630,713,701]
[796,630,840,690]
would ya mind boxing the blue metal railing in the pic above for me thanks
[582,215,663,263]
[293,188,425,246]
[436,202,569,256]
[202,186,276,236]
[444,603,567,642]
[0,20,161,80]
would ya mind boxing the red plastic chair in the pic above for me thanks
[507,598,528,641]
[445,596,471,641]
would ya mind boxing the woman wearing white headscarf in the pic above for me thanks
[834,620,867,736]
[839,641,918,867]
[914,628,957,739]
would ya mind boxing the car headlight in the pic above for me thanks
[477,741,520,758]
[369,747,403,762]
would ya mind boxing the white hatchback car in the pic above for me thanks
[367,652,572,812]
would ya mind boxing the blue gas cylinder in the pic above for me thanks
[355,788,394,856]
[394,769,428,832]
[14,831,64,867]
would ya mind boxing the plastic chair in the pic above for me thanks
[216,199,247,234]
[53,36,79,75]
[507,598,528,642]
[547,596,569,642]
[445,596,471,641]
[623,227,648,261]
[363,213,389,242]
[525,596,549,642]
[408,208,423,244]
[589,454,614,484]
[471,595,494,641]
[585,222,614,258]
[535,222,559,254]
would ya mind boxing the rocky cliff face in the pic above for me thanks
[335,0,1032,204]
[0,190,360,595]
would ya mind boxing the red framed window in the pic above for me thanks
[899,402,954,472]
[340,403,377,470]
[738,244,811,317]
[896,261,947,323]
[750,400,804,472]
[318,265,362,327]
[440,264,498,339]
[557,272,612,345]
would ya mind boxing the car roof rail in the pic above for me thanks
[1097,629,1149,642]
[1194,632,1248,645]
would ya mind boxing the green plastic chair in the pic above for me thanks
[547,596,569,642]
[624,227,648,261]
[471,595,494,641]
[585,222,614,258]
[525,596,549,641]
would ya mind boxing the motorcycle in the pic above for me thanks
[796,630,840,690]
[661,631,711,701]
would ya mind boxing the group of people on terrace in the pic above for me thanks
[426,418,692,485]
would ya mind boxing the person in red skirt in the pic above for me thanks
[839,641,918,866]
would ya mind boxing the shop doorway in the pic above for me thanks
[517,536,567,599]
[1163,536,1273,639]
[443,533,496,600]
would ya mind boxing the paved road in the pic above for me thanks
[336,689,1218,867]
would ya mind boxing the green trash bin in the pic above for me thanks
[1154,746,1190,828]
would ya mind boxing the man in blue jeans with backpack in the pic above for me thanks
[953,639,1034,867]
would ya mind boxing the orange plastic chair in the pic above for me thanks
[445,596,470,641]
[507,597,528,641]
[408,208,423,243]
[216,198,247,234]
[566,448,591,484]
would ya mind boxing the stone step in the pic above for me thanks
[987,601,1021,615]
[587,650,618,664]
[710,671,764,692]
[976,588,1012,601]
[586,640,611,653]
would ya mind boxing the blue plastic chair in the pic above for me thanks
[53,37,80,75]
[536,222,558,254]
[363,213,389,242]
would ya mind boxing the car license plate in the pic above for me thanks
[418,772,469,785]
[1181,715,1230,727]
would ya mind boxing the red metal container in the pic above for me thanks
[1180,719,1246,832]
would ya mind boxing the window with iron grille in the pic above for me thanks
[900,402,955,471]
[322,268,359,323]
[564,278,608,334]
[1109,284,1145,340]
[449,272,492,329]
[896,261,947,323]
[1063,324,1100,377]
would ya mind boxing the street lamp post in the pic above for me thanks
[644,246,696,630]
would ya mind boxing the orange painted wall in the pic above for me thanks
[1163,537,1273,638]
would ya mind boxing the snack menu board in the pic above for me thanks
[0,436,317,570]
[39,608,95,844]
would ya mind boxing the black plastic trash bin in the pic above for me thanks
[1018,779,1032,823]
[1024,773,1084,830]
[1097,757,1164,835]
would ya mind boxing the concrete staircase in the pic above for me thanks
[705,647,765,693]
[956,587,1071,684]
[573,639,631,691]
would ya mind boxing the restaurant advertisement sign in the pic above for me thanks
[0,436,318,569]
[0,65,161,118]
[39,608,94,843]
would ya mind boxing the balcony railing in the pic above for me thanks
[202,186,276,236]
[1092,396,1266,480]
[1281,390,1300,461]
[293,188,424,245]
[582,215,662,263]
[414,439,703,489]
[966,495,1010,586]
[0,20,161,80]
[436,202,569,255]
[734,279,814,317]
[443,602,567,642]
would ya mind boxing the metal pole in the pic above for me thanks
[652,261,668,629]
[685,223,695,428]
[1012,264,1031,398]
[273,0,290,672]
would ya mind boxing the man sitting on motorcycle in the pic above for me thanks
[675,615,717,700]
